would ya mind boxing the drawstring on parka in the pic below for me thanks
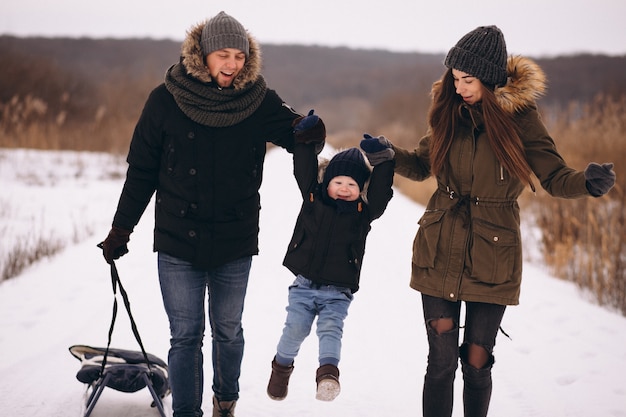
[447,187,479,228]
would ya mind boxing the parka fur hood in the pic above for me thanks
[432,55,547,114]
[179,21,262,89]
[495,56,547,113]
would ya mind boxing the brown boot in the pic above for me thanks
[212,396,236,417]
[267,357,295,400]
[315,364,340,401]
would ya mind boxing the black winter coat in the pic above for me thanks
[112,84,299,269]
[282,144,394,292]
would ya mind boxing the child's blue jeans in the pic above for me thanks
[276,275,353,366]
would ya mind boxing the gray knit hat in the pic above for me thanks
[201,11,250,58]
[444,25,508,86]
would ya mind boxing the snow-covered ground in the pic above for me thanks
[1,147,625,417]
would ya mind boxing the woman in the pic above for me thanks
[388,26,615,417]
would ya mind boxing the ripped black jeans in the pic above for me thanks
[421,294,506,417]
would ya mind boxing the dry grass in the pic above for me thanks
[1,236,64,282]
[526,95,626,314]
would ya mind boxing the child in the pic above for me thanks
[267,134,395,401]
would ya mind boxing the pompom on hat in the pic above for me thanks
[201,11,250,58]
[323,148,371,191]
[444,25,508,87]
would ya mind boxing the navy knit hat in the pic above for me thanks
[323,148,371,191]
[444,25,508,86]
[201,11,250,58]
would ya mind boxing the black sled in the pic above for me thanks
[69,258,169,417]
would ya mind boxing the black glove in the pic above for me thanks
[99,226,131,264]
[292,109,326,144]
[360,133,395,166]
[584,162,616,197]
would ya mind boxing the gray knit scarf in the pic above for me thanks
[165,63,267,127]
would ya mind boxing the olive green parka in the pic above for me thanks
[393,56,591,305]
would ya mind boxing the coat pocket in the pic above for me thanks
[414,210,445,269]
[156,192,191,218]
[470,219,518,284]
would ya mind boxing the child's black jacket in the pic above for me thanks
[282,144,394,292]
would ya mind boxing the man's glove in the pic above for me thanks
[360,133,395,166]
[99,226,131,264]
[292,109,326,144]
[584,162,616,197]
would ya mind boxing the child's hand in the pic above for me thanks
[360,134,395,165]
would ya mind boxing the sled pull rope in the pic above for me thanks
[99,261,154,378]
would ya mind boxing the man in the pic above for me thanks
[101,11,325,417]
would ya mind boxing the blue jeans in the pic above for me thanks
[276,275,353,365]
[421,294,506,417]
[158,252,251,417]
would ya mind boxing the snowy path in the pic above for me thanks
[1,148,625,416]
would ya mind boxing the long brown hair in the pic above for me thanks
[428,68,533,187]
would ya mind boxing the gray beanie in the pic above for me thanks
[444,25,508,86]
[201,11,250,58]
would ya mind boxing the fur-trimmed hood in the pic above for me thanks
[179,20,262,90]
[433,55,547,114]
[495,55,547,113]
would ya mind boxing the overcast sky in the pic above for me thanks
[1,0,625,57]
